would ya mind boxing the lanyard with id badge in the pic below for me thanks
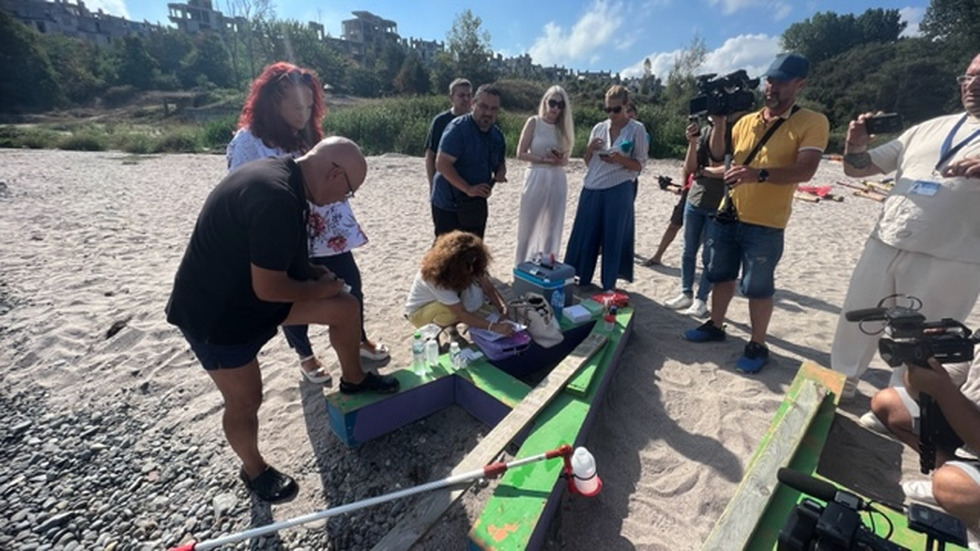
[912,114,980,196]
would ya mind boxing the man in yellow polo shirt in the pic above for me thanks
[684,53,829,373]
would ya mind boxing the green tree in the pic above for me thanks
[0,12,64,111]
[375,39,407,94]
[921,0,980,58]
[446,10,497,85]
[183,32,234,88]
[146,29,194,89]
[394,53,431,95]
[116,36,159,90]
[40,33,109,103]
[782,9,904,65]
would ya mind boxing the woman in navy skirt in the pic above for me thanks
[564,85,649,291]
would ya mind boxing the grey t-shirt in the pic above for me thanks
[686,125,728,210]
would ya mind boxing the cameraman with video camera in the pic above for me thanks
[831,53,980,399]
[683,53,829,373]
[866,353,980,542]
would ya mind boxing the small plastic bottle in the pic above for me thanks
[551,286,565,321]
[449,341,462,371]
[411,331,425,376]
[571,447,602,496]
[425,339,440,370]
[604,306,617,333]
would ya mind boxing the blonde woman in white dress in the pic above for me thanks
[514,86,574,265]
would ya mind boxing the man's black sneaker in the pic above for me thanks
[339,372,400,394]
[239,466,299,504]
[683,320,726,342]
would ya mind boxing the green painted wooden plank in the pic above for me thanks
[565,308,631,397]
[470,394,589,550]
[325,349,532,414]
[370,332,608,551]
[703,378,824,550]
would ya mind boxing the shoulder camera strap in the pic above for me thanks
[742,105,800,166]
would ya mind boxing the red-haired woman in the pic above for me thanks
[227,62,389,386]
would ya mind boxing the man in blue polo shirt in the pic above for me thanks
[432,84,507,239]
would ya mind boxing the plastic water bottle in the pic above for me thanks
[449,342,462,371]
[411,331,425,376]
[551,286,565,321]
[425,339,440,370]
[571,447,602,496]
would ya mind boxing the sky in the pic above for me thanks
[87,0,930,80]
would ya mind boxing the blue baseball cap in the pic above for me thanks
[764,53,809,81]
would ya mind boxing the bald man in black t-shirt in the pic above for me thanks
[166,137,399,503]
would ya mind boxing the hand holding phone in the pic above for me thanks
[864,113,902,135]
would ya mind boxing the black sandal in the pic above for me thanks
[239,466,299,504]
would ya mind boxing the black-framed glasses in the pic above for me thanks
[548,99,566,109]
[604,105,623,114]
[957,74,979,86]
[333,162,355,199]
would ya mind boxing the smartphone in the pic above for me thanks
[864,113,903,135]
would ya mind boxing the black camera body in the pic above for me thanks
[845,300,977,473]
[844,306,976,368]
[689,69,759,117]
[780,497,906,550]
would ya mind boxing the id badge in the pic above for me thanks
[909,180,940,196]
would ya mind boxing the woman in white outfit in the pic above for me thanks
[514,86,574,265]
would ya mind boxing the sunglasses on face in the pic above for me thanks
[277,70,314,86]
[548,99,565,110]
[604,105,623,114]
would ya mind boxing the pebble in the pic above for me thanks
[0,378,490,550]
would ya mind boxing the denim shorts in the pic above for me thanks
[704,220,784,298]
[180,327,277,371]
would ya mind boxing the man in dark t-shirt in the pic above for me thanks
[424,77,471,193]
[432,84,507,239]
[166,137,398,503]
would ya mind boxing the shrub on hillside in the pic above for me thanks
[495,79,546,112]
[101,85,139,109]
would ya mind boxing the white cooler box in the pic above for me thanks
[512,261,575,307]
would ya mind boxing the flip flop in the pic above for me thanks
[299,355,332,385]
[359,342,390,361]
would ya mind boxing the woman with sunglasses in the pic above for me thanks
[564,85,649,292]
[227,62,389,386]
[514,86,575,265]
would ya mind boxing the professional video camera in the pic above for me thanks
[688,69,759,117]
[777,468,968,550]
[845,296,977,369]
[846,295,979,473]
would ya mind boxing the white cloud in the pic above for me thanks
[708,0,792,19]
[528,0,625,67]
[79,0,130,18]
[899,6,925,37]
[621,33,780,80]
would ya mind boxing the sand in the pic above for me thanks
[1,148,977,549]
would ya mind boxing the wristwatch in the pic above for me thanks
[757,168,769,182]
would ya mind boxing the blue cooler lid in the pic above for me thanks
[514,261,576,283]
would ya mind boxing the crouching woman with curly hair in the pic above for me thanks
[404,231,514,336]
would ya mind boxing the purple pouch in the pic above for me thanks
[470,329,532,361]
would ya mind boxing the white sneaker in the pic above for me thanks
[684,298,709,317]
[841,377,858,400]
[858,411,890,437]
[665,293,693,310]
[902,479,939,506]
